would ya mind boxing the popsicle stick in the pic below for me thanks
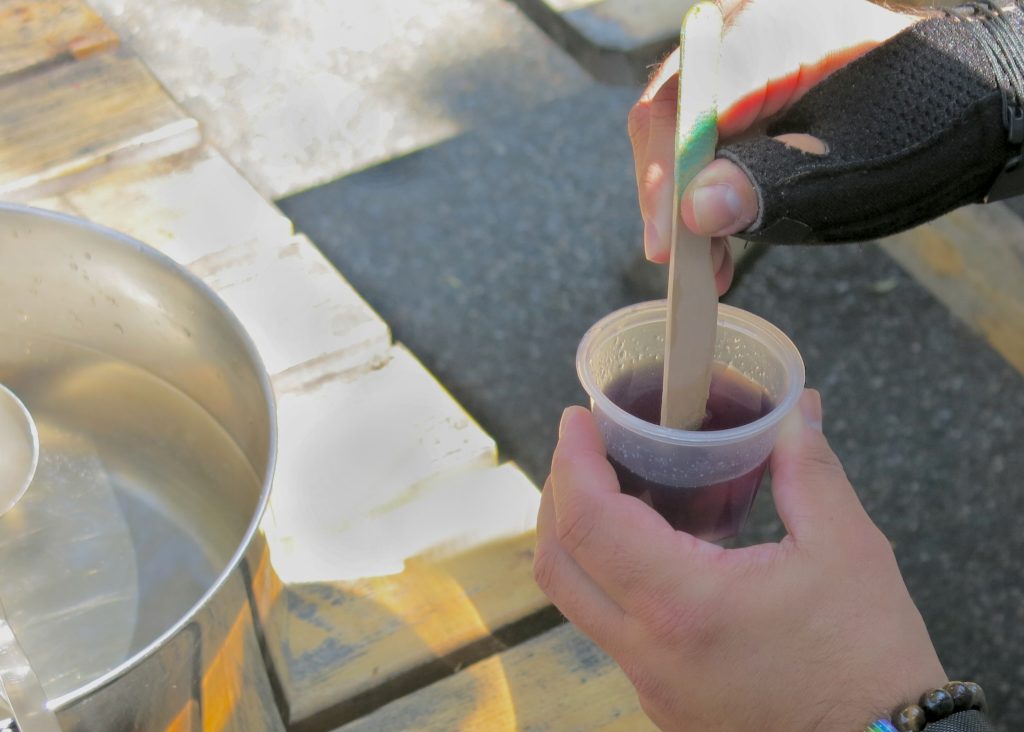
[661,2,723,429]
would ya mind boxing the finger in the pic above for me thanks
[628,98,652,188]
[636,76,679,262]
[711,237,726,277]
[773,133,828,155]
[629,50,679,188]
[550,407,721,614]
[718,0,921,138]
[680,158,759,237]
[641,47,680,104]
[681,135,825,238]
[535,478,626,652]
[769,390,871,545]
[712,237,734,295]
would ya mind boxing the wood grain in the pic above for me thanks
[0,0,118,81]
[64,147,294,266]
[662,2,721,429]
[880,204,1024,375]
[0,52,199,202]
[335,623,653,732]
[191,234,391,378]
[663,226,718,428]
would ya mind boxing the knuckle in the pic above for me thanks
[640,160,669,192]
[531,542,557,593]
[647,95,677,125]
[604,550,645,596]
[646,604,687,645]
[627,102,650,142]
[555,499,600,557]
[635,594,710,647]
[796,439,846,484]
[638,163,669,215]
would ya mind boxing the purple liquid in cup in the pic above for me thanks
[603,363,773,540]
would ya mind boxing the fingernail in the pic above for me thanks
[691,184,746,236]
[643,219,665,260]
[559,408,571,439]
[800,390,823,433]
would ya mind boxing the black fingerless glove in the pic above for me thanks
[720,2,1024,244]
[927,710,997,731]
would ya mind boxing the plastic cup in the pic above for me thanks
[576,300,805,542]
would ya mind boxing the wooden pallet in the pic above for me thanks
[0,0,117,81]
[0,52,199,201]
[880,203,1024,376]
[335,624,654,732]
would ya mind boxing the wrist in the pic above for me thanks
[802,672,950,732]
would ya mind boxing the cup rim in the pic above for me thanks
[576,300,805,446]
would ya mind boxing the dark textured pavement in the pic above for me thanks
[280,84,1023,730]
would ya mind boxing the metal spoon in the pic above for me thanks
[0,385,57,730]
[0,384,37,517]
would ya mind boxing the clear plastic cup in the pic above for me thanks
[576,300,805,542]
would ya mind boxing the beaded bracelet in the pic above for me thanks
[863,681,988,732]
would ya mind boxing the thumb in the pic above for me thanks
[680,158,758,238]
[769,389,870,544]
[681,133,827,238]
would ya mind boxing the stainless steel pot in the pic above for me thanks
[0,203,278,730]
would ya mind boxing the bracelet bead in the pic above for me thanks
[866,680,987,732]
[944,681,972,712]
[894,705,927,732]
[964,681,987,713]
[919,689,955,721]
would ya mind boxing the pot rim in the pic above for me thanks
[0,202,278,712]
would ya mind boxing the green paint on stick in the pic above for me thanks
[675,111,717,191]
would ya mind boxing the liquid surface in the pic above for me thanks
[604,363,772,541]
[604,362,772,431]
[0,334,260,701]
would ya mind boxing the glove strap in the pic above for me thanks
[952,2,1024,200]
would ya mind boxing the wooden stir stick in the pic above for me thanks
[661,1,724,429]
